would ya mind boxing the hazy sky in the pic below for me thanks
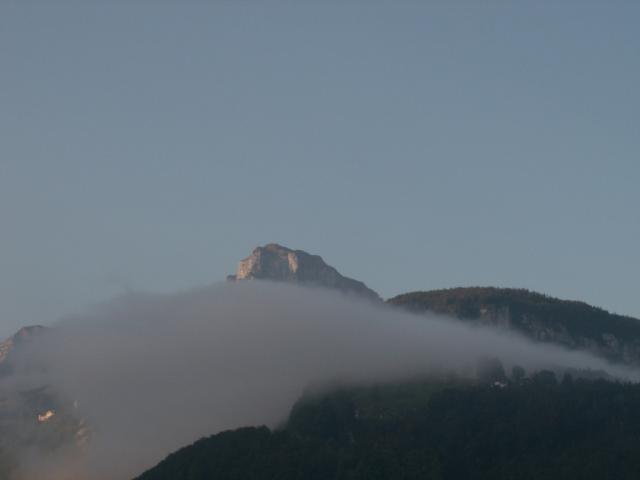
[1,2,639,337]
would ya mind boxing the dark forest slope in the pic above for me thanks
[135,377,640,480]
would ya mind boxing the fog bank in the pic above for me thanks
[5,281,636,479]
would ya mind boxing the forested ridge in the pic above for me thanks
[135,375,640,480]
[388,287,640,364]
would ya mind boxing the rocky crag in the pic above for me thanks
[227,243,380,301]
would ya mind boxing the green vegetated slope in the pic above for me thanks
[389,287,640,364]
[134,376,640,480]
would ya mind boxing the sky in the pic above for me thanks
[0,1,638,338]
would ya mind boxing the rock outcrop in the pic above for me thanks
[227,244,380,301]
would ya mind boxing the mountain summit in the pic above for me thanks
[227,243,380,301]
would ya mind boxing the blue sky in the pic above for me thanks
[1,2,638,337]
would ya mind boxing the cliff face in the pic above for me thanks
[388,287,640,366]
[227,244,381,301]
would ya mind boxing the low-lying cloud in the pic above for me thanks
[4,281,637,479]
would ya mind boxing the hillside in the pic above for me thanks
[0,325,48,377]
[0,326,86,478]
[0,384,86,479]
[388,287,640,365]
[134,376,640,480]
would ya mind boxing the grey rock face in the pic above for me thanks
[228,243,381,301]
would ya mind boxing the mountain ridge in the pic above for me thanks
[388,287,640,365]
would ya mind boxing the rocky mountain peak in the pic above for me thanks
[227,243,380,301]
